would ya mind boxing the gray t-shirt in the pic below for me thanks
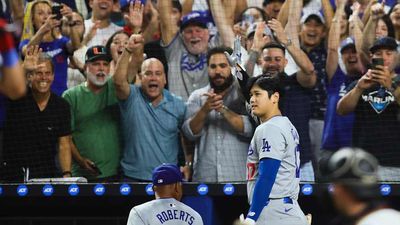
[162,34,221,101]
[127,198,204,225]
[247,116,300,204]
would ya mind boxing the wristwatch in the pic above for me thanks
[282,38,292,48]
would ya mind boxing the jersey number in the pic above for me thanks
[262,138,271,152]
[294,145,300,178]
[247,163,257,180]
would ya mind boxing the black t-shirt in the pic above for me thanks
[1,89,71,181]
[280,73,313,164]
[346,80,400,166]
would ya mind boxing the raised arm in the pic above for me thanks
[113,34,144,100]
[209,0,235,47]
[337,71,375,115]
[361,2,384,65]
[321,0,334,30]
[277,0,290,27]
[245,22,271,76]
[268,19,316,88]
[158,0,179,46]
[326,0,346,82]
[22,15,60,56]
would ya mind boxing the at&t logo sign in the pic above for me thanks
[223,184,235,195]
[301,184,313,195]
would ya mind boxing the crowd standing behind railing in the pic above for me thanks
[0,0,400,184]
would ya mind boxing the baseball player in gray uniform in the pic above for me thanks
[126,164,203,225]
[240,76,308,225]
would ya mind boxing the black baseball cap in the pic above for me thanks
[369,37,398,53]
[85,45,112,63]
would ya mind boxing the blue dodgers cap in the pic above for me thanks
[340,37,356,53]
[152,164,183,185]
[180,10,209,31]
[369,37,398,53]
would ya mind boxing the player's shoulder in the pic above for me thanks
[256,116,291,133]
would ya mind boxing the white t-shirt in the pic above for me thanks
[357,208,400,225]
[84,19,122,47]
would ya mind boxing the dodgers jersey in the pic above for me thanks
[127,198,204,225]
[247,116,301,203]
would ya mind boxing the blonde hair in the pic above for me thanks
[20,0,52,42]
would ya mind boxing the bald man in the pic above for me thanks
[113,34,188,182]
[127,163,203,225]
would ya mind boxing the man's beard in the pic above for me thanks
[209,74,234,93]
[86,70,110,87]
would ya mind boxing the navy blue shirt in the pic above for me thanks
[322,67,357,151]
[303,42,328,120]
[280,73,312,164]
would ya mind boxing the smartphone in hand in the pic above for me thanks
[52,4,63,20]
[372,58,384,70]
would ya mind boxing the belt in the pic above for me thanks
[267,197,293,205]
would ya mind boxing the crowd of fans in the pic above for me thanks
[0,0,399,183]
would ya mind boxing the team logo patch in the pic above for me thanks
[380,184,391,196]
[362,88,394,114]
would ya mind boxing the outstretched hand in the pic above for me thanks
[23,45,43,72]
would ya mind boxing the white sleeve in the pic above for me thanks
[255,124,286,161]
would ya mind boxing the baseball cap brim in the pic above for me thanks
[86,55,112,63]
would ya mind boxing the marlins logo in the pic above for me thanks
[362,88,395,114]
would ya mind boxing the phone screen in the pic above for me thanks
[52,5,63,20]
[372,58,384,70]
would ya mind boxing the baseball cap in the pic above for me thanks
[246,23,273,38]
[180,10,209,31]
[369,36,398,53]
[262,0,285,6]
[300,11,326,25]
[340,37,356,54]
[152,163,183,186]
[85,45,112,63]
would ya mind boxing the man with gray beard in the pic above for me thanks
[63,45,121,182]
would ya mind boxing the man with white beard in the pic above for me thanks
[63,45,122,182]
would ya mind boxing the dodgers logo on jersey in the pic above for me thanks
[362,88,394,114]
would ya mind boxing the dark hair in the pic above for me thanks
[206,46,233,65]
[172,0,182,13]
[235,6,268,24]
[247,75,285,109]
[379,15,395,38]
[105,30,130,57]
[262,42,286,55]
[388,3,400,17]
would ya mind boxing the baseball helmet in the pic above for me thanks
[319,147,379,198]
